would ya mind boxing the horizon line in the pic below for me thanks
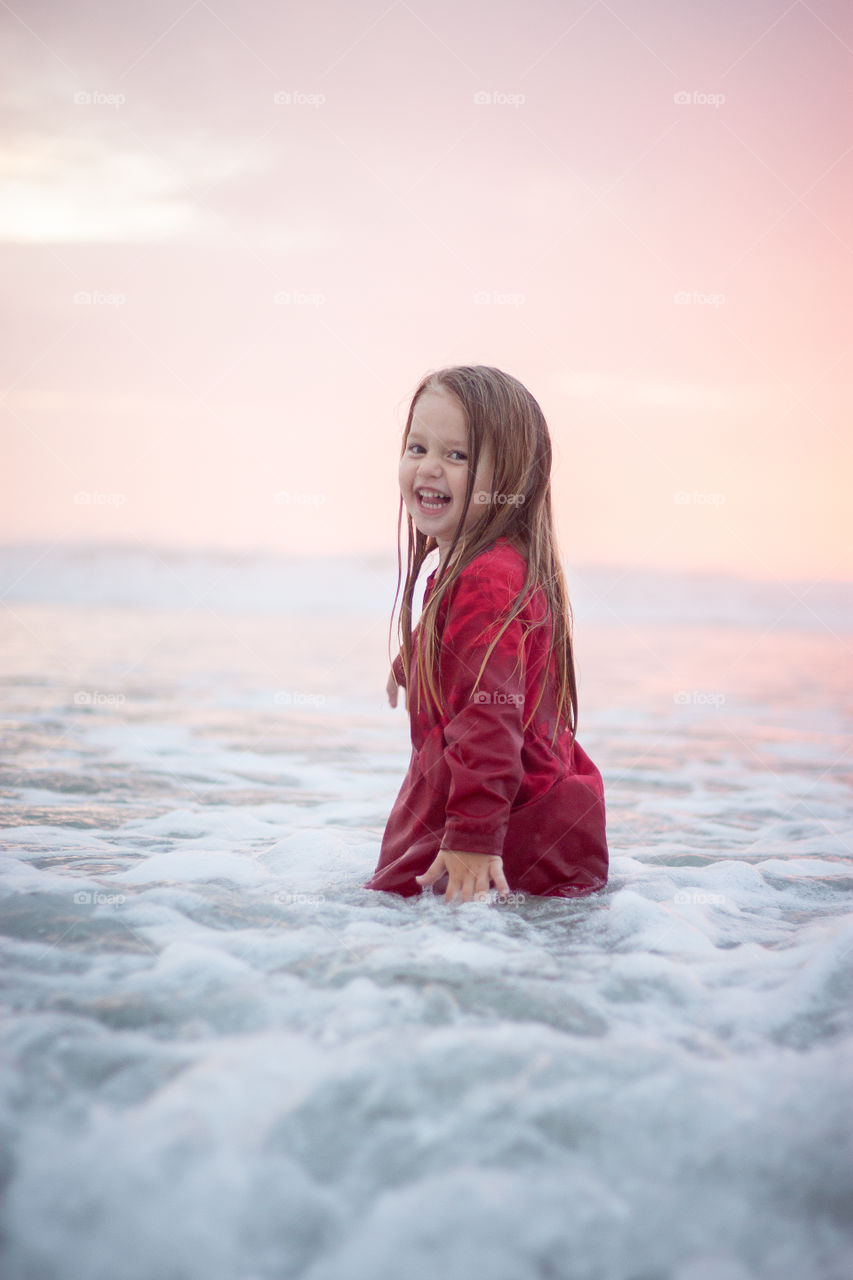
[0,537,851,590]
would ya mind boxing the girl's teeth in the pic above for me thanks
[419,491,448,509]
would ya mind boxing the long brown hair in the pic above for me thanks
[388,365,578,749]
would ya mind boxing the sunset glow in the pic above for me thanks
[2,0,851,581]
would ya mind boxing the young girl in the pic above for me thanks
[364,365,608,904]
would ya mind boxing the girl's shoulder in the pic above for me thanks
[462,534,527,585]
[464,537,555,627]
[426,537,530,605]
[427,537,550,638]
[444,535,530,615]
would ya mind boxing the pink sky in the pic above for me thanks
[1,0,851,581]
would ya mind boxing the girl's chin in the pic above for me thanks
[409,502,452,527]
[414,512,448,527]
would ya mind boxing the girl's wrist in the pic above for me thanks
[440,848,501,863]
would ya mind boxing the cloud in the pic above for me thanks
[0,115,298,243]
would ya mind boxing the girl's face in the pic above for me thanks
[399,387,495,564]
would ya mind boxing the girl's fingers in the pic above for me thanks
[420,854,511,903]
[443,868,465,902]
[415,853,445,885]
[443,872,468,903]
[491,862,510,895]
[459,877,478,904]
[448,870,491,904]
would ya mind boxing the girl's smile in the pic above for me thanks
[415,487,451,511]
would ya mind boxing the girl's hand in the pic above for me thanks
[416,849,510,903]
[386,667,399,708]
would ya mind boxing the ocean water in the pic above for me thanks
[1,543,851,1280]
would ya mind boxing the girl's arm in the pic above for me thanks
[388,648,408,707]
[386,665,400,708]
[388,612,424,705]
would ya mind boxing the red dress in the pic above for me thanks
[364,536,609,899]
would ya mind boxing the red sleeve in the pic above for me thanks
[437,560,527,858]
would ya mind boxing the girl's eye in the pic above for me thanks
[405,443,467,461]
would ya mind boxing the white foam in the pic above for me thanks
[119,850,270,886]
[1,566,851,1279]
